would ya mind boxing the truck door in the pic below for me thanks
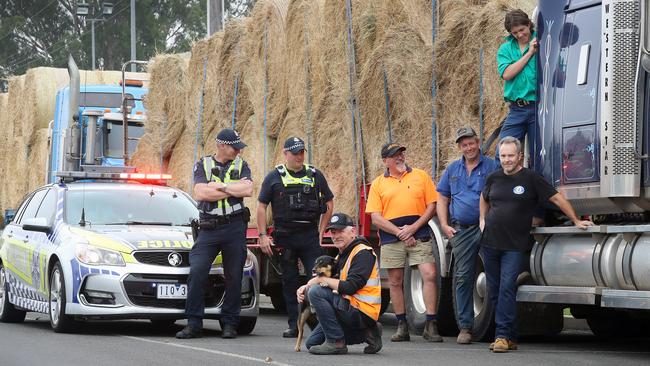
[555,3,601,186]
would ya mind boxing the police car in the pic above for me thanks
[0,172,259,333]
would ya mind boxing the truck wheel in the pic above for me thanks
[468,252,495,342]
[405,240,456,335]
[49,262,78,333]
[0,262,26,323]
[586,314,643,338]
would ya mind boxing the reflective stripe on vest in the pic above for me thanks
[340,243,381,321]
[202,156,243,215]
[276,164,316,187]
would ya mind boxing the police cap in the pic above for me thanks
[216,128,246,149]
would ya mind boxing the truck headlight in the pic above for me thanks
[75,244,125,266]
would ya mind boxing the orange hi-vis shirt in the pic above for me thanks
[365,166,438,220]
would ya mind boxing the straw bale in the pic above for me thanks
[202,20,254,148]
[243,0,289,139]
[6,75,25,140]
[4,135,29,210]
[26,128,50,193]
[239,114,269,227]
[0,93,9,211]
[434,0,535,167]
[131,53,189,173]
[358,24,434,179]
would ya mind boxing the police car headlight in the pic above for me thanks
[75,244,125,266]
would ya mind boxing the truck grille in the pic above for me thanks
[133,251,190,267]
[123,274,224,309]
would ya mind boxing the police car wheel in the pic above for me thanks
[49,262,78,333]
[0,262,26,323]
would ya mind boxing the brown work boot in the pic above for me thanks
[456,328,472,344]
[390,320,410,342]
[422,319,443,342]
[490,338,517,352]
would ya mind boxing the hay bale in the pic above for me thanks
[434,0,535,166]
[239,114,270,227]
[131,54,189,173]
[26,128,50,193]
[358,23,434,179]
[243,0,289,139]
[7,75,25,140]
[5,135,29,210]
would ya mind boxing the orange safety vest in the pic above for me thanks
[339,243,381,321]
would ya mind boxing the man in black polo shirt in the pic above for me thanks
[479,136,592,352]
[256,137,334,337]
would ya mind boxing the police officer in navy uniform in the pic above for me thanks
[256,137,334,338]
[176,128,253,340]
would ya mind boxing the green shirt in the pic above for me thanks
[497,31,537,102]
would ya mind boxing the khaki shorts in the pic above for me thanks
[380,239,435,269]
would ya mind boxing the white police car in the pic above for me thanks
[0,172,259,333]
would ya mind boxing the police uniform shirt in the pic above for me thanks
[193,156,252,218]
[480,168,556,251]
[257,166,334,228]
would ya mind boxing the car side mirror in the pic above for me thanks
[22,217,52,234]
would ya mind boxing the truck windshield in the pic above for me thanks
[80,92,136,108]
[103,120,145,158]
[65,188,198,226]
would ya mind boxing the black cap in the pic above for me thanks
[216,128,246,149]
[325,213,355,231]
[283,137,306,153]
[455,126,477,143]
[381,142,406,158]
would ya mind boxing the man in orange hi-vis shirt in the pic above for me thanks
[366,142,443,343]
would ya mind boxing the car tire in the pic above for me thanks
[220,317,257,335]
[49,262,78,333]
[0,262,26,323]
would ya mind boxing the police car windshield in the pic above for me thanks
[65,188,198,226]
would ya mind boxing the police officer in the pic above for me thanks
[176,128,253,340]
[256,136,334,338]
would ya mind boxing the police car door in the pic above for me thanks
[8,188,51,302]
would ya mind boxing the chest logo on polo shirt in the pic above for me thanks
[513,185,525,195]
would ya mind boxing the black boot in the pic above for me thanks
[364,322,383,354]
[422,319,443,342]
[175,325,202,339]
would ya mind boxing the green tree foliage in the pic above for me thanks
[0,0,211,78]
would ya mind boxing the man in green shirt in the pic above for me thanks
[496,9,537,164]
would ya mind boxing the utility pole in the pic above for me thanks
[207,0,224,36]
[130,0,136,71]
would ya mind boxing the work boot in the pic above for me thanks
[422,319,443,342]
[390,320,410,342]
[364,322,383,354]
[456,328,472,344]
[221,323,238,339]
[282,327,298,338]
[175,325,202,339]
[491,338,509,353]
[308,340,348,355]
[489,338,517,351]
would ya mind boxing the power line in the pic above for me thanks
[3,0,129,74]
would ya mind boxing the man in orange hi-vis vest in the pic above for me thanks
[297,213,382,355]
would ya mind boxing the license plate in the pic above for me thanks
[157,284,187,299]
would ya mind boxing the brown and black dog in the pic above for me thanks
[295,255,338,352]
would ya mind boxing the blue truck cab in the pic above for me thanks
[48,83,148,183]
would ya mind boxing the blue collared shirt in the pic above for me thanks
[437,154,499,225]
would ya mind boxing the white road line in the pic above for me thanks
[121,335,294,366]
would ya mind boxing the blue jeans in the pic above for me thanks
[274,228,322,328]
[451,225,482,330]
[497,103,537,165]
[480,246,525,341]
[185,220,247,328]
[305,285,368,348]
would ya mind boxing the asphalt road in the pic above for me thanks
[1,298,649,366]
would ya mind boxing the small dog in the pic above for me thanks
[295,255,338,352]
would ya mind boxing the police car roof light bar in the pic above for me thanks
[57,171,172,184]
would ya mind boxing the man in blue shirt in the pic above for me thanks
[437,126,498,344]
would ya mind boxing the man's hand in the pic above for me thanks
[441,224,457,239]
[527,37,538,55]
[397,224,417,241]
[297,284,308,304]
[573,219,595,230]
[258,235,274,256]
[404,236,417,247]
